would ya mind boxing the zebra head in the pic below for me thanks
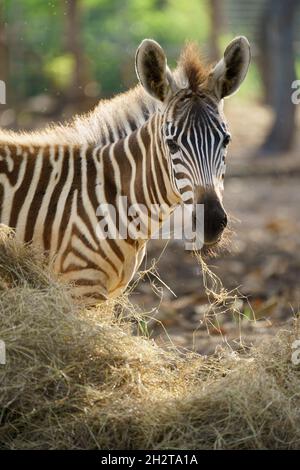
[135,37,250,246]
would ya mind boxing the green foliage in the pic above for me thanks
[3,0,261,103]
[82,0,210,95]
[3,0,64,99]
[44,54,75,90]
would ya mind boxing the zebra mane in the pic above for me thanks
[177,42,211,92]
[0,85,158,147]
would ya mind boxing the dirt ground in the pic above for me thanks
[130,101,300,354]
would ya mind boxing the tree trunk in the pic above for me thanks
[208,0,224,61]
[257,4,272,105]
[63,0,89,108]
[260,0,299,155]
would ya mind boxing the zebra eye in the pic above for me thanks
[223,134,231,147]
[166,140,180,154]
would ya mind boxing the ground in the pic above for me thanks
[130,101,300,354]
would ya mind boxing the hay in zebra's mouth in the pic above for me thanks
[199,224,233,259]
[0,225,300,450]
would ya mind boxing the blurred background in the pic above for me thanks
[1,0,300,354]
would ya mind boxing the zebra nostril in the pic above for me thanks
[220,212,227,229]
[196,190,227,244]
[213,207,227,232]
[201,195,227,244]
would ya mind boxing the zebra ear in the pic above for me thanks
[209,36,251,99]
[135,39,177,102]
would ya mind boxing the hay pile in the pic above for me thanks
[0,226,299,450]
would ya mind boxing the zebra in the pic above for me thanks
[0,37,250,302]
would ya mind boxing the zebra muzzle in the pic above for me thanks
[194,191,227,245]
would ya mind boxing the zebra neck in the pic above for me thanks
[98,114,180,242]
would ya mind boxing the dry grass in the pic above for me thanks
[0,225,300,450]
